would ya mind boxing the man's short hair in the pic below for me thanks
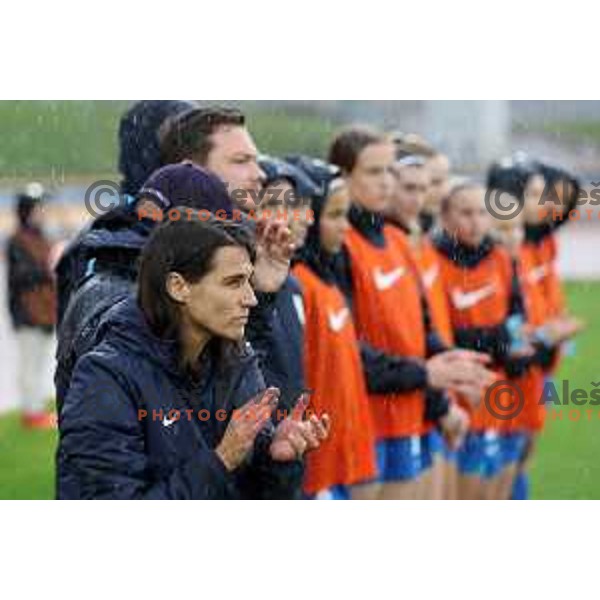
[159,106,246,166]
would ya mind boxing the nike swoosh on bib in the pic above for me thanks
[328,307,350,333]
[373,266,406,291]
[422,265,439,289]
[451,284,496,310]
[527,264,549,284]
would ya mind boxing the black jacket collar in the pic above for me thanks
[348,203,386,247]
[431,229,496,269]
[524,222,554,245]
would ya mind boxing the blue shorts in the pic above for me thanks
[376,435,425,482]
[423,429,458,463]
[456,431,504,479]
[444,443,458,462]
[421,429,444,470]
[501,432,528,465]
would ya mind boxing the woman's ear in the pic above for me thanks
[165,272,190,304]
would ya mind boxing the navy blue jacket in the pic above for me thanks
[246,275,305,416]
[57,298,303,499]
[54,207,155,411]
[55,201,148,325]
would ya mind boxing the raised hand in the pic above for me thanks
[269,393,331,462]
[426,350,495,392]
[544,315,585,345]
[252,220,295,292]
[215,388,280,471]
[426,350,497,410]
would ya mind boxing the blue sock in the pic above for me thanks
[511,471,529,500]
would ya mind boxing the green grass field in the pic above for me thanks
[0,412,57,499]
[0,101,338,182]
[0,281,598,500]
[530,281,600,499]
[514,120,600,145]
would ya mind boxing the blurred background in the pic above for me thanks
[1,100,599,498]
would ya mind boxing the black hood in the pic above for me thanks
[524,221,554,245]
[294,188,339,283]
[419,211,435,234]
[487,160,536,200]
[288,156,341,283]
[431,228,496,269]
[118,100,196,196]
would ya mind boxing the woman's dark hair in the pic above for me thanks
[328,126,387,174]
[159,106,246,166]
[137,211,255,339]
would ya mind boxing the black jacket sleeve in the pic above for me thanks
[455,323,552,376]
[244,291,277,373]
[426,330,448,357]
[246,291,277,336]
[454,324,511,363]
[424,389,450,423]
[238,428,304,499]
[360,342,428,394]
[57,355,234,500]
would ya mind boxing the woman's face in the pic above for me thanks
[346,142,395,213]
[390,164,429,226]
[425,153,450,215]
[443,186,491,247]
[169,245,258,342]
[257,179,312,249]
[320,183,351,255]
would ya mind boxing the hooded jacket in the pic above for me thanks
[54,163,234,412]
[57,297,302,499]
[55,100,195,323]
[244,156,318,415]
[245,277,306,414]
